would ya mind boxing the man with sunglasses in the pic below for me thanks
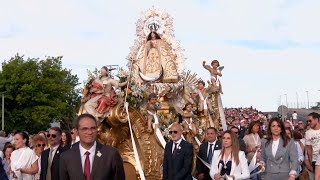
[40,127,65,180]
[60,113,125,180]
[196,127,221,180]
[163,122,193,180]
[305,112,320,179]
[230,126,246,152]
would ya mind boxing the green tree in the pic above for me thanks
[0,54,81,133]
[311,102,320,110]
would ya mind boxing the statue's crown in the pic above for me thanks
[148,22,159,32]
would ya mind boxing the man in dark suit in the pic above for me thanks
[196,127,222,180]
[41,127,65,180]
[163,122,193,180]
[232,118,246,139]
[59,114,125,180]
[230,126,246,152]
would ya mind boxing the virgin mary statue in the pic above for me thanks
[138,31,179,83]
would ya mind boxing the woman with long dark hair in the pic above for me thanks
[10,132,38,180]
[61,130,72,149]
[243,121,263,162]
[260,117,298,180]
[210,130,250,180]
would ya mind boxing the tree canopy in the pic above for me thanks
[0,54,81,133]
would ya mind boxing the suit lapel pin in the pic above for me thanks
[97,150,102,157]
[215,145,219,148]
[178,146,181,150]
[56,150,59,154]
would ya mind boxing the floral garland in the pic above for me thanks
[116,67,146,108]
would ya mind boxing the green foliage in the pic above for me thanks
[311,102,320,110]
[0,54,81,133]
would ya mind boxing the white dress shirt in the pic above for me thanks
[272,138,280,157]
[79,141,96,172]
[172,138,182,153]
[207,140,217,157]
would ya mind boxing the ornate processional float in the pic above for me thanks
[78,7,227,180]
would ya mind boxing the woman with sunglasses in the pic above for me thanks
[32,135,46,180]
[37,131,49,149]
[260,117,298,180]
[209,130,250,180]
[10,132,38,180]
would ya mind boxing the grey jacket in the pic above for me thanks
[260,138,298,175]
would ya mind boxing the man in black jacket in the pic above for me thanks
[40,127,65,180]
[196,127,222,180]
[163,123,193,180]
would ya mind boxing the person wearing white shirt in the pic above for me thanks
[209,130,250,180]
[10,132,38,180]
[292,111,298,124]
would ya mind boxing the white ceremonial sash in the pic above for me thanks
[197,89,208,110]
[194,136,201,146]
[125,102,146,180]
[217,93,227,131]
[208,113,214,127]
[196,155,211,169]
[147,110,166,149]
[248,151,258,172]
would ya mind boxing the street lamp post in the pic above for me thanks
[1,91,6,130]
[284,94,288,107]
[296,92,299,109]
[306,91,310,109]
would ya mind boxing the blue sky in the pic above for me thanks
[1,0,320,111]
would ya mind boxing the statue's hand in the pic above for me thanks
[202,61,206,65]
[218,66,224,71]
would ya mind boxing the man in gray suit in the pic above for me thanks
[59,114,125,180]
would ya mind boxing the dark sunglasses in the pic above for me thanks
[37,144,46,147]
[169,131,178,134]
[46,134,57,138]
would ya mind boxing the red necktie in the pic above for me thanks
[84,151,91,180]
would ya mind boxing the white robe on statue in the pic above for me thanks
[10,147,38,180]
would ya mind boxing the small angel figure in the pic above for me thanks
[181,102,198,137]
[203,60,224,94]
[196,80,214,115]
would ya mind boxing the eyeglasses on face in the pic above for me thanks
[169,130,178,134]
[79,127,97,132]
[46,134,57,138]
[37,144,46,147]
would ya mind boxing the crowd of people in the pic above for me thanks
[0,111,319,180]
[164,111,320,180]
[0,114,125,180]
